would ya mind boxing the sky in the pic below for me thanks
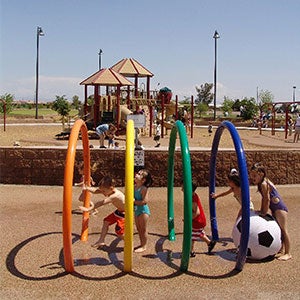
[1,0,299,104]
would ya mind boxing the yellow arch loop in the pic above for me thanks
[124,119,134,272]
[63,119,91,273]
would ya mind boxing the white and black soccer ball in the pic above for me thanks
[232,211,282,260]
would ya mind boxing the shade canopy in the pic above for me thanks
[80,68,134,86]
[111,58,154,78]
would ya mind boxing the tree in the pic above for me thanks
[52,95,71,130]
[239,97,259,121]
[259,89,274,104]
[221,96,234,116]
[196,102,209,117]
[0,93,14,114]
[195,83,214,105]
[71,95,81,110]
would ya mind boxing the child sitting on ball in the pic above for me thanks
[250,162,291,261]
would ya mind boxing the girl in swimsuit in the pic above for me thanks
[211,168,254,220]
[250,162,291,261]
[134,169,153,253]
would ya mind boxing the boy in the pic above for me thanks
[79,176,125,248]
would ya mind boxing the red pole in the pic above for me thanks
[285,106,289,139]
[149,103,153,137]
[271,104,275,135]
[161,94,165,138]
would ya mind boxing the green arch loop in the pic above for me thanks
[167,120,193,272]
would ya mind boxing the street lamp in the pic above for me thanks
[98,49,103,70]
[35,26,44,119]
[293,86,296,102]
[213,30,220,121]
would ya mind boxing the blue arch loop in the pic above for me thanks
[209,121,250,271]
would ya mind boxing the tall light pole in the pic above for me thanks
[213,30,220,121]
[35,26,44,119]
[293,86,296,102]
[98,49,103,70]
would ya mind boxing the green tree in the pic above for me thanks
[195,83,214,105]
[196,102,209,117]
[259,89,274,104]
[221,96,234,116]
[71,95,81,110]
[52,95,71,130]
[0,93,14,114]
[87,95,94,106]
[239,97,259,120]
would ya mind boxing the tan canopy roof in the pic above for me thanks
[80,68,134,86]
[111,58,154,77]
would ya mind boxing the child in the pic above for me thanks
[114,141,120,149]
[134,169,153,253]
[79,176,125,249]
[208,122,213,136]
[107,132,115,148]
[250,162,291,261]
[153,120,161,147]
[95,123,117,148]
[184,181,216,257]
[211,168,254,220]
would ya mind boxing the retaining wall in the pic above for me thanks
[0,148,299,187]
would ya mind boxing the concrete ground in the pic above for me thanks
[1,184,299,299]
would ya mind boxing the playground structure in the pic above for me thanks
[62,119,252,274]
[78,58,190,139]
[259,101,300,138]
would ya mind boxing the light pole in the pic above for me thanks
[35,26,44,119]
[213,30,220,121]
[98,49,103,70]
[293,86,296,102]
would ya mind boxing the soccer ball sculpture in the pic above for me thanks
[232,211,282,260]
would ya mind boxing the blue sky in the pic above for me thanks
[1,0,299,104]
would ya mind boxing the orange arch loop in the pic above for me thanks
[63,119,91,273]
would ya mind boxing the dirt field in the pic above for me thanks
[1,120,299,150]
[0,184,299,299]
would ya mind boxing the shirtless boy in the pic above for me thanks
[79,176,125,248]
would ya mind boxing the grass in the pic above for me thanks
[9,108,79,118]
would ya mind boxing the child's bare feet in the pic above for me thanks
[134,246,146,253]
[92,241,106,249]
[277,253,292,261]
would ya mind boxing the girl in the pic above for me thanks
[211,168,254,220]
[250,162,291,261]
[134,169,153,253]
[183,181,216,257]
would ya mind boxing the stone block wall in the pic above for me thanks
[0,147,299,187]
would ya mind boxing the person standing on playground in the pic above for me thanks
[153,120,161,147]
[293,113,300,143]
[250,162,291,261]
[95,123,117,148]
[211,168,255,220]
[183,181,216,257]
[79,176,125,249]
[134,169,153,253]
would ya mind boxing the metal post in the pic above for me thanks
[213,30,220,121]
[98,49,103,70]
[293,86,296,102]
[35,26,44,119]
